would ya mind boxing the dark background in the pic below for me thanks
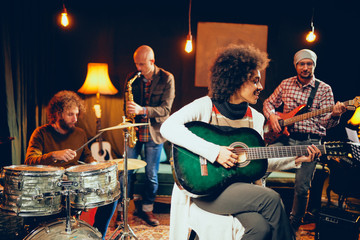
[1,0,359,164]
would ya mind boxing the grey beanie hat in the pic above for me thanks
[293,49,317,67]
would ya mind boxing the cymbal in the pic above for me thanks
[99,122,149,132]
[110,158,147,171]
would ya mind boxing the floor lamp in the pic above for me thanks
[78,63,118,161]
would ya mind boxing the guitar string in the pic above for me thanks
[284,99,352,125]
[173,144,327,161]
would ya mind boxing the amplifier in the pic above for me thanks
[316,206,360,240]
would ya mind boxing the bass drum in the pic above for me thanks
[23,217,102,240]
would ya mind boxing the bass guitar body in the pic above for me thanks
[172,122,268,197]
[263,105,306,144]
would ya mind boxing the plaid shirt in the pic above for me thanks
[263,76,340,136]
[138,79,151,142]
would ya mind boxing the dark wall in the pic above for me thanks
[2,0,360,145]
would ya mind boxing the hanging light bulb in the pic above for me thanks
[185,0,193,53]
[60,3,69,27]
[306,24,316,42]
[306,8,316,43]
[185,33,193,53]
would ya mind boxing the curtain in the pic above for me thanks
[1,1,51,166]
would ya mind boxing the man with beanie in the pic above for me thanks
[263,49,346,236]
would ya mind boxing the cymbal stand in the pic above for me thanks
[109,129,137,240]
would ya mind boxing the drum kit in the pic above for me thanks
[0,122,148,240]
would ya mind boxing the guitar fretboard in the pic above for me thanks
[283,100,352,126]
[243,145,325,160]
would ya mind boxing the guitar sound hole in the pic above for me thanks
[229,142,250,168]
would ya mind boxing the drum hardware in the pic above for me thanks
[32,191,62,202]
[106,125,148,240]
[96,188,105,195]
[22,179,102,240]
[58,180,79,233]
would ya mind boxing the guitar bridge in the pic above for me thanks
[199,156,208,176]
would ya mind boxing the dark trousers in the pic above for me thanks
[193,182,295,240]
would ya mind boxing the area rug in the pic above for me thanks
[104,212,318,240]
[105,212,170,240]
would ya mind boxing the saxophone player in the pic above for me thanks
[120,45,175,226]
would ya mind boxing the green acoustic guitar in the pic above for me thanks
[172,121,353,197]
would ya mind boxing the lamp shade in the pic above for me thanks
[78,63,118,95]
[348,107,360,126]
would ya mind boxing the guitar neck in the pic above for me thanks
[246,144,325,160]
[283,100,351,126]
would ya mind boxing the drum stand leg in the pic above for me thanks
[60,182,73,233]
[109,131,138,240]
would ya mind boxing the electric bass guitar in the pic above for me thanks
[172,121,356,197]
[91,104,113,161]
[264,97,360,144]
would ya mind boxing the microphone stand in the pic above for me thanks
[109,129,138,240]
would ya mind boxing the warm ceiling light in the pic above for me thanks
[306,8,316,43]
[60,4,69,27]
[306,31,316,42]
[185,33,193,53]
[185,0,193,53]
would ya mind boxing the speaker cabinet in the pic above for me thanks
[316,206,360,240]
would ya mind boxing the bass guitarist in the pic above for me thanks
[263,49,347,235]
[161,44,321,240]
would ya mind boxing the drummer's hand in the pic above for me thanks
[295,144,321,166]
[216,146,238,169]
[127,101,144,115]
[52,149,77,162]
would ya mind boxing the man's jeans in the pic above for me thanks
[121,138,163,207]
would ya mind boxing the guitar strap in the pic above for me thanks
[306,79,320,111]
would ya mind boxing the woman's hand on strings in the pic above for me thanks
[216,146,238,168]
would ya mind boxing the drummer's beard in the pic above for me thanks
[59,118,76,132]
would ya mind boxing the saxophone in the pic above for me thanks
[124,72,141,148]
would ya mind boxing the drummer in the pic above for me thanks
[25,90,116,239]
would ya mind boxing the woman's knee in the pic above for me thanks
[248,221,271,239]
[236,213,271,240]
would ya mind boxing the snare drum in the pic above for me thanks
[0,165,64,216]
[23,217,102,240]
[66,161,120,210]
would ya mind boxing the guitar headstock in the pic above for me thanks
[347,96,360,110]
[324,141,360,161]
[324,141,351,157]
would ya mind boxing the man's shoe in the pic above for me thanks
[138,211,159,226]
